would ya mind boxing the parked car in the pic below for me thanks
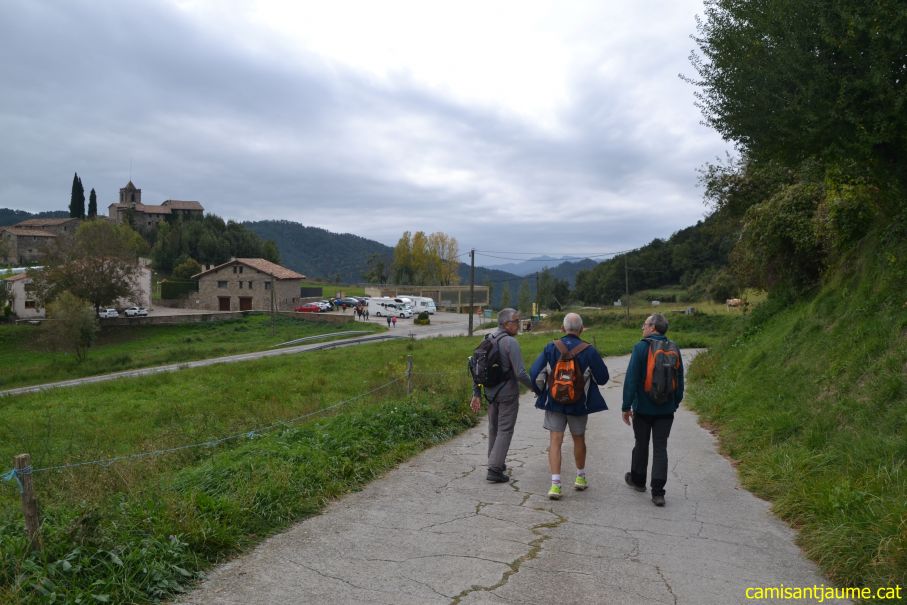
[338,297,362,308]
[98,308,119,319]
[124,306,148,317]
[316,300,333,312]
[294,303,321,313]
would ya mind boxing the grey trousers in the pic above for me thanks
[487,395,519,472]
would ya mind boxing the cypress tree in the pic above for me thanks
[88,188,97,218]
[69,173,86,218]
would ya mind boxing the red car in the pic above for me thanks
[294,303,321,313]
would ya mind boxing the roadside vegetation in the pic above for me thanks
[0,312,727,603]
[686,233,907,591]
[0,314,382,391]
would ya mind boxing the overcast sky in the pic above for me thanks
[1,0,731,267]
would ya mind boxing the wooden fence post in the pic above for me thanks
[406,355,413,395]
[14,453,41,552]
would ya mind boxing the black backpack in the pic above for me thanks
[643,338,681,404]
[468,332,507,391]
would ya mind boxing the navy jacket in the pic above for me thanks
[530,334,609,415]
[622,334,684,415]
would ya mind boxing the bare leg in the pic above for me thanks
[548,431,565,475]
[572,433,587,471]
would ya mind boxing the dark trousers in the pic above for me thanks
[630,413,675,497]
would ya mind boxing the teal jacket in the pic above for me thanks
[622,334,684,415]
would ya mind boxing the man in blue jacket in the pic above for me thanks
[530,313,609,500]
[622,313,684,507]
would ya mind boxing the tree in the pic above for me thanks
[41,292,98,362]
[392,230,460,285]
[37,220,148,313]
[0,279,12,317]
[69,172,85,218]
[517,279,532,314]
[364,253,390,284]
[688,0,907,183]
[87,188,98,218]
[500,282,512,309]
[538,269,569,310]
[172,257,203,280]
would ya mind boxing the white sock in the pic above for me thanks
[551,474,561,484]
[577,469,586,477]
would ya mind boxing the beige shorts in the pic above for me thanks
[543,410,588,435]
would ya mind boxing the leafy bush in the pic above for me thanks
[414,311,430,325]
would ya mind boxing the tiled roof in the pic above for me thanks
[134,204,171,215]
[161,200,204,211]
[16,218,77,227]
[193,258,305,280]
[1,227,57,237]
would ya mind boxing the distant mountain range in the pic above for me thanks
[480,255,592,276]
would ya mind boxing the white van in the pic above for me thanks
[399,295,436,314]
[368,297,413,318]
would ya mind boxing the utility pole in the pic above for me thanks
[624,256,630,323]
[468,249,475,336]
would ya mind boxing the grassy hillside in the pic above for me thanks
[687,232,907,591]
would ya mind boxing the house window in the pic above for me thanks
[248,281,253,289]
[264,281,272,290]
[217,280,228,288]
[25,300,36,309]
[232,266,237,274]
[239,281,243,289]
[238,266,243,274]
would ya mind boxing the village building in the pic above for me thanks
[2,272,42,319]
[193,258,305,312]
[107,181,204,230]
[0,217,82,265]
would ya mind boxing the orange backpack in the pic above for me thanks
[549,340,591,404]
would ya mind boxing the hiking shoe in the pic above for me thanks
[625,472,645,492]
[652,494,665,507]
[547,484,562,500]
[574,476,588,491]
[486,469,510,483]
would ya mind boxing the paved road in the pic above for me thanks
[177,351,846,605]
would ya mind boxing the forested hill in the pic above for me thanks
[0,208,69,226]
[243,219,394,282]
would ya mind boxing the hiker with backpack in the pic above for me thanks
[529,312,609,500]
[469,308,535,483]
[621,313,684,507]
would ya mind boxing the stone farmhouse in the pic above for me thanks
[192,258,305,312]
[107,181,204,230]
[0,217,81,265]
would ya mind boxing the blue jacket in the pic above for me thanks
[530,334,609,415]
[622,334,684,415]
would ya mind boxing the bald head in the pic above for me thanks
[563,313,583,335]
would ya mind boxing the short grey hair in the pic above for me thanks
[648,313,668,334]
[498,308,519,326]
[563,312,583,334]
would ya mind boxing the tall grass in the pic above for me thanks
[686,236,907,593]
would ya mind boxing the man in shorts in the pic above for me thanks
[529,313,610,499]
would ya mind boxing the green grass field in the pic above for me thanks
[0,312,730,603]
[0,314,382,391]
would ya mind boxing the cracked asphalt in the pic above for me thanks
[177,351,847,605]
